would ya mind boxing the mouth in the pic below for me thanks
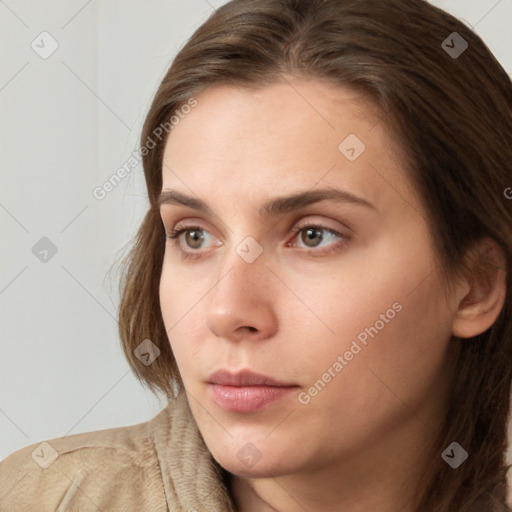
[206,369,299,413]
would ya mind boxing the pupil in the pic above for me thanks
[303,228,323,247]
[187,230,204,248]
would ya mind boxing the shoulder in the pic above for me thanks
[0,404,173,512]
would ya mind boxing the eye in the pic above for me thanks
[288,224,347,254]
[165,221,349,259]
[166,224,217,252]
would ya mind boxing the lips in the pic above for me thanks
[206,369,299,413]
[206,369,296,387]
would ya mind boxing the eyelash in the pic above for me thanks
[165,222,349,260]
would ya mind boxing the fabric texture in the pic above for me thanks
[0,392,236,512]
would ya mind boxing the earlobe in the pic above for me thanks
[451,238,507,339]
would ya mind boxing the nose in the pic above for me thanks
[204,244,278,342]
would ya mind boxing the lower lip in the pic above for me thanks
[209,384,297,412]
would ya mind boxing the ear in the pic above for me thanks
[451,237,507,339]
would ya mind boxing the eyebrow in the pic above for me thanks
[157,187,376,216]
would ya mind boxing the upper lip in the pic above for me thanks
[207,369,297,387]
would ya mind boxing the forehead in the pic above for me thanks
[161,78,419,217]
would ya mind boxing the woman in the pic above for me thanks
[1,0,511,510]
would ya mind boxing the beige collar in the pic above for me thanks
[149,391,237,511]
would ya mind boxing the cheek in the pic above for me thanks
[159,259,206,370]
[293,263,453,435]
[159,251,210,324]
[282,236,453,409]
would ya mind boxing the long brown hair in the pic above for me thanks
[117,0,512,509]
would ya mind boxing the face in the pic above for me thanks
[158,78,458,479]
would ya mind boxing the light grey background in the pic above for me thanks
[1,0,511,462]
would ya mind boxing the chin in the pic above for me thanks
[206,437,299,479]
[213,454,289,479]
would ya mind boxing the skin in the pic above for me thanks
[158,77,506,512]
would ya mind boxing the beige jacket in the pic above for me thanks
[0,392,236,511]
